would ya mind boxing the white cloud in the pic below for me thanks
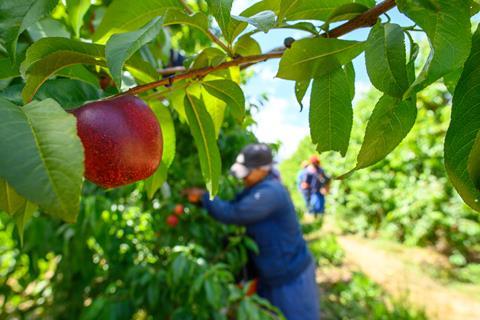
[231,0,256,14]
[353,80,373,104]
[249,80,374,161]
[251,96,309,160]
[257,65,277,81]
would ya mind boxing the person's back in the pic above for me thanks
[305,156,330,216]
[221,174,312,285]
[187,144,321,320]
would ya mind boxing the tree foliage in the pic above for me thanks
[0,0,479,233]
[281,85,480,264]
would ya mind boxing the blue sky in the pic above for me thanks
[230,1,417,159]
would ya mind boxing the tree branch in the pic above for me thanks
[124,51,283,96]
[121,0,396,98]
[325,0,396,38]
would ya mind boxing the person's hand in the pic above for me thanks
[182,187,206,204]
[301,182,309,190]
[320,187,328,195]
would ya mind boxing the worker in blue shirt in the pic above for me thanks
[297,160,310,208]
[185,143,320,320]
[303,155,330,217]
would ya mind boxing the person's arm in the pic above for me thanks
[301,171,312,190]
[202,185,279,225]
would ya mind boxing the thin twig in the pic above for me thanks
[179,0,232,54]
[118,0,397,97]
[144,81,190,100]
[122,51,283,96]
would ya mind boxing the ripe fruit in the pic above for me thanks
[246,278,258,296]
[99,75,113,90]
[174,204,184,216]
[71,95,163,188]
[166,214,179,227]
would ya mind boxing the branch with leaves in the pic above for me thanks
[1,0,479,227]
[130,0,397,97]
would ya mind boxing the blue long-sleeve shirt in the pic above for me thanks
[202,174,312,286]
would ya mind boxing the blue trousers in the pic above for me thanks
[309,192,325,214]
[258,262,320,320]
[300,190,311,208]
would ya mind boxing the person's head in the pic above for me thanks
[230,143,274,187]
[309,155,320,166]
[301,160,309,168]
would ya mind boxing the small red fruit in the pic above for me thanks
[166,215,179,227]
[246,278,258,296]
[71,95,163,188]
[174,204,184,216]
[99,75,113,90]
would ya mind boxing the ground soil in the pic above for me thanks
[306,218,480,320]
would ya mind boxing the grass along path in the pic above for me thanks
[337,235,480,320]
[304,216,480,320]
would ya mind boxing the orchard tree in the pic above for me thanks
[0,0,480,235]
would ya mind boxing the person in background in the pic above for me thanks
[297,160,310,208]
[184,143,320,320]
[303,155,330,218]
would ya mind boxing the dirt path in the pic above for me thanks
[337,235,480,320]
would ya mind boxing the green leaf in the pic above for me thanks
[22,51,104,103]
[204,279,222,307]
[309,68,353,156]
[443,68,462,95]
[144,101,176,199]
[233,35,262,57]
[327,3,369,22]
[238,299,260,320]
[20,37,104,75]
[355,95,417,170]
[241,0,280,17]
[277,38,365,81]
[469,133,480,191]
[202,88,226,138]
[171,254,188,285]
[93,0,181,43]
[124,53,159,84]
[344,62,355,99]
[106,17,163,88]
[184,92,221,195]
[0,179,26,215]
[34,78,100,110]
[444,27,480,212]
[0,180,38,244]
[365,23,409,97]
[278,22,319,34]
[169,86,187,122]
[56,65,99,88]
[191,48,227,70]
[202,80,245,122]
[66,0,91,38]
[13,200,37,246]
[27,17,71,40]
[163,9,210,34]
[294,80,310,111]
[0,56,20,79]
[0,97,84,222]
[206,0,232,38]
[0,0,58,60]
[20,38,154,101]
[232,10,277,33]
[397,0,471,93]
[278,0,374,22]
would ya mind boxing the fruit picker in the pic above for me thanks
[184,143,320,320]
